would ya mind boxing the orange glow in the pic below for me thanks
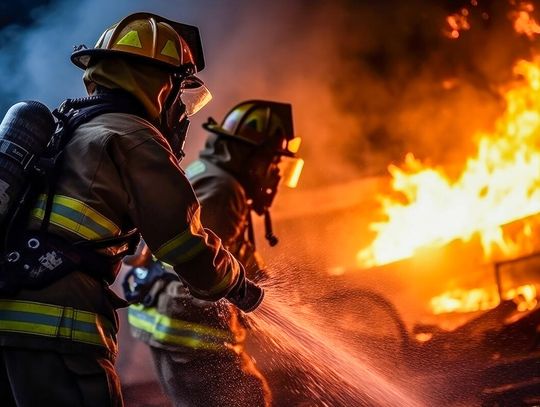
[358,57,540,268]
[414,332,433,342]
[444,13,471,39]
[511,2,540,39]
[278,157,304,188]
[442,78,458,90]
[430,284,537,314]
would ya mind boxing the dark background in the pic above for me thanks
[0,0,538,187]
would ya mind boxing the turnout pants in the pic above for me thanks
[151,347,271,407]
[0,347,123,407]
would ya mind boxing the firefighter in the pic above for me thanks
[125,100,304,407]
[0,13,261,406]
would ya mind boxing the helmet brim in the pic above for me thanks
[71,47,188,72]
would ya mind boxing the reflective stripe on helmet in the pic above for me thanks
[160,40,180,60]
[0,300,117,354]
[128,304,233,350]
[286,136,302,154]
[31,194,120,240]
[116,30,142,48]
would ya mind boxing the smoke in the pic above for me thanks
[0,0,537,188]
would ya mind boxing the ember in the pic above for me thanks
[444,9,471,39]
[511,1,540,38]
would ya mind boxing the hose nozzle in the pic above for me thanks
[226,277,264,313]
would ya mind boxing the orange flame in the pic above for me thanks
[430,284,537,314]
[511,1,540,39]
[444,9,471,39]
[358,57,540,268]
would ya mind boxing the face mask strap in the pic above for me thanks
[158,74,190,159]
[174,116,190,161]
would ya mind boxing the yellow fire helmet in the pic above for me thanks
[71,12,205,76]
[203,100,304,188]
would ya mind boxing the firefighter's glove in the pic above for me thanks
[122,259,178,306]
[225,266,264,313]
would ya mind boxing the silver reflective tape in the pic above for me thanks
[0,179,11,215]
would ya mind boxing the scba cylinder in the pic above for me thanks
[0,101,56,224]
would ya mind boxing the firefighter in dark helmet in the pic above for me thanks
[0,13,262,406]
[125,100,304,407]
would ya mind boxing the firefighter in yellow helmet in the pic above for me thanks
[124,100,304,407]
[0,13,261,405]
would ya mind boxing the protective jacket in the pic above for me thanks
[0,114,240,359]
[128,158,264,352]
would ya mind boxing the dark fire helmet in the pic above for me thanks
[203,100,304,189]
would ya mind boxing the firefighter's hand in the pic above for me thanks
[225,267,264,313]
[122,260,178,306]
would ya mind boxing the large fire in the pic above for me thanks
[357,57,540,269]
[356,3,540,316]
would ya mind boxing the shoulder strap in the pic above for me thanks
[39,91,146,251]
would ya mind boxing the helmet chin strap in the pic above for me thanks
[263,208,279,247]
[246,207,279,248]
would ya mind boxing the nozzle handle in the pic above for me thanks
[226,278,264,313]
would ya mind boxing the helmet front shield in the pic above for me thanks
[278,156,304,188]
[179,75,212,116]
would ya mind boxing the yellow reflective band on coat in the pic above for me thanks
[184,160,206,180]
[0,300,117,355]
[128,304,233,351]
[190,268,235,298]
[154,228,206,265]
[32,194,120,240]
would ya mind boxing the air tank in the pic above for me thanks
[0,101,56,224]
